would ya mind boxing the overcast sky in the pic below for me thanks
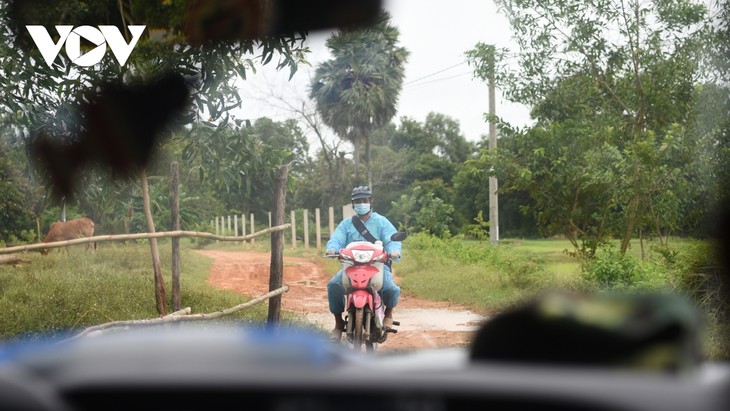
[237,0,533,144]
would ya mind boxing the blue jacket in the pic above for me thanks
[326,212,402,261]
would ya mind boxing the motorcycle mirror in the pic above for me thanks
[390,232,407,242]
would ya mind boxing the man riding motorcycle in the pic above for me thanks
[325,186,403,342]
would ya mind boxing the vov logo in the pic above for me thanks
[26,25,146,67]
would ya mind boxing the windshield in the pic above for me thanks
[0,0,728,367]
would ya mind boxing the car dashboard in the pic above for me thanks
[0,325,728,411]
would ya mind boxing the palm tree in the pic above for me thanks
[309,10,409,187]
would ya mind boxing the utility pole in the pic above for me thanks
[487,44,499,245]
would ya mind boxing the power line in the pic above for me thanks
[405,71,473,89]
[404,61,467,86]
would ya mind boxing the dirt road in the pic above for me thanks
[198,250,487,351]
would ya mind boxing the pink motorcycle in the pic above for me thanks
[328,232,407,351]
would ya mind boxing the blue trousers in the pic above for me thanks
[327,266,400,314]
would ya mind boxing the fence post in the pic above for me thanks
[343,204,354,219]
[315,208,321,251]
[250,213,255,246]
[241,214,246,246]
[329,207,335,236]
[227,215,231,236]
[290,210,296,249]
[171,162,181,311]
[268,212,272,228]
[303,209,309,252]
[268,165,288,326]
[234,215,238,238]
[215,217,220,242]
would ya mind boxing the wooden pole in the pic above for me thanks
[329,207,334,236]
[290,210,296,249]
[268,212,272,228]
[227,215,231,236]
[242,214,246,246]
[2,226,292,254]
[250,213,255,246]
[140,168,167,316]
[269,165,288,326]
[303,209,309,252]
[63,286,290,343]
[234,215,238,237]
[171,162,181,311]
[0,254,31,265]
[315,208,321,251]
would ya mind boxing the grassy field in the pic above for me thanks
[394,234,727,360]
[394,236,582,314]
[0,239,305,341]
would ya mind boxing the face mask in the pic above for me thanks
[353,204,371,216]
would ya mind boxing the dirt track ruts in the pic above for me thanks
[198,249,486,351]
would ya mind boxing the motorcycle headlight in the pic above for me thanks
[351,250,374,263]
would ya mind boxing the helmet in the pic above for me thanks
[351,186,372,201]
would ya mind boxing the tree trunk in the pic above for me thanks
[268,164,288,327]
[140,168,167,316]
[620,195,639,255]
[365,132,372,189]
[353,134,361,183]
[171,162,181,311]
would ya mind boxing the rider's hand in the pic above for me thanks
[326,249,336,256]
[388,251,401,260]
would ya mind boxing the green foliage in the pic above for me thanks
[416,192,454,238]
[670,241,728,322]
[389,186,455,237]
[181,120,292,214]
[0,141,34,244]
[0,0,308,234]
[0,0,308,132]
[581,246,671,290]
[582,249,648,289]
[465,0,716,256]
[467,211,490,244]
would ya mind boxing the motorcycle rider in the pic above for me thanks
[325,186,403,342]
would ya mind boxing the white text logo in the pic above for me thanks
[26,25,146,67]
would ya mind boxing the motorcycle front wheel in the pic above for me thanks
[353,307,364,351]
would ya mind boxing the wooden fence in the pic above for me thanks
[212,204,355,252]
[0,225,292,255]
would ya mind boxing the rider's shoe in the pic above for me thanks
[383,316,394,331]
[330,328,344,342]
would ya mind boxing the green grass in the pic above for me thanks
[394,234,579,315]
[498,239,580,282]
[0,239,302,341]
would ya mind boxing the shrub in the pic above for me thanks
[671,241,727,321]
[582,248,648,289]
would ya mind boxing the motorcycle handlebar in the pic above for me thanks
[323,252,397,261]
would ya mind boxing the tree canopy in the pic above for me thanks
[466,0,717,255]
[309,9,408,187]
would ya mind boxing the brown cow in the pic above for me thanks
[40,217,96,255]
